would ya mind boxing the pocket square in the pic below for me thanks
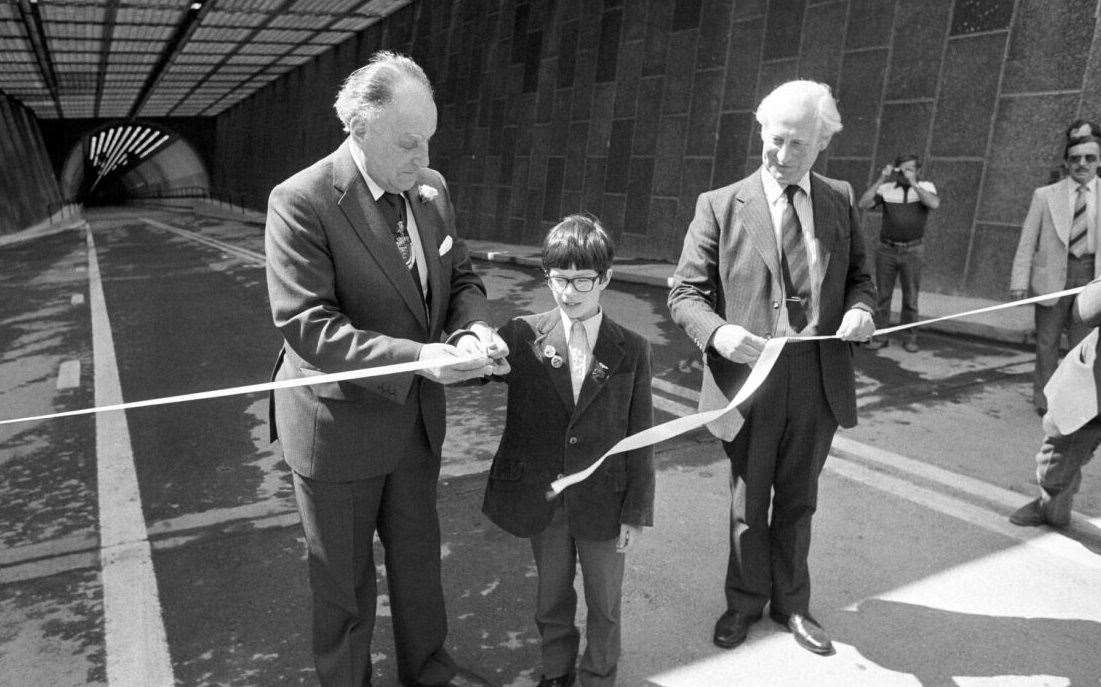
[438,235,453,256]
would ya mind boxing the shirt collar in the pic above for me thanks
[347,136,387,202]
[761,167,811,204]
[559,307,603,347]
[1074,176,1099,193]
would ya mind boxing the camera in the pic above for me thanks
[892,167,910,186]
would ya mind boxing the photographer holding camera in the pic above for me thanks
[858,154,940,351]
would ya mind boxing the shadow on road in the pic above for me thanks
[832,598,1101,686]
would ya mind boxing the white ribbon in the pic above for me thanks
[547,286,1087,496]
[0,354,483,426]
[2,286,1087,496]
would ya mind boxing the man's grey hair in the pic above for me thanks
[334,51,434,136]
[755,80,843,143]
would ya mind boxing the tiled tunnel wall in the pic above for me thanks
[212,0,1101,299]
[0,94,62,236]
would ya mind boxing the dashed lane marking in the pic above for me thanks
[87,226,175,686]
[56,360,81,390]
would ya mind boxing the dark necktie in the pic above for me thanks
[378,192,426,303]
[781,184,810,332]
[1070,184,1090,257]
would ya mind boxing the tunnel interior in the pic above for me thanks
[61,121,209,207]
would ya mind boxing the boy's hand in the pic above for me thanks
[468,321,511,375]
[616,524,642,553]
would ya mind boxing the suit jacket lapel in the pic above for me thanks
[534,311,575,412]
[739,171,782,282]
[332,142,428,330]
[810,173,837,278]
[573,316,626,418]
[1048,177,1073,247]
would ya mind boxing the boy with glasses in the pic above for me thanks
[481,214,655,687]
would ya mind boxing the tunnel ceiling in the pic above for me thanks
[0,0,412,121]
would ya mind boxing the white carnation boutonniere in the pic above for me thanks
[417,184,439,203]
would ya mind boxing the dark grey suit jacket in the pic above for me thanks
[483,310,655,541]
[265,138,490,481]
[668,168,876,431]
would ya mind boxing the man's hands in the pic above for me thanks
[616,524,642,553]
[416,343,492,384]
[878,164,895,181]
[466,321,510,376]
[711,324,767,364]
[836,308,876,341]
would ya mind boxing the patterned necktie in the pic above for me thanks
[1070,184,1090,257]
[379,192,425,301]
[781,184,810,332]
[568,321,589,402]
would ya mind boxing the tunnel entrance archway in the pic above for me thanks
[61,120,209,206]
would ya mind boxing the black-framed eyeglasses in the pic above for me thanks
[546,273,601,292]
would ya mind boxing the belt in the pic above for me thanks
[880,237,923,248]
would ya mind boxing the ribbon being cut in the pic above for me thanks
[0,286,1087,498]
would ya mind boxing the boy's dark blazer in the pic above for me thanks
[483,309,655,541]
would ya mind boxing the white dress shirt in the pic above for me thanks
[760,168,822,335]
[560,307,602,400]
[349,139,430,295]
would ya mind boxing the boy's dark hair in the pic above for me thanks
[541,214,615,276]
[1064,134,1101,160]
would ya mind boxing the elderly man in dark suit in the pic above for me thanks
[668,80,876,656]
[1010,276,1101,528]
[265,51,507,687]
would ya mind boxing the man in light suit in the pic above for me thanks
[1010,277,1101,528]
[668,80,876,656]
[1011,135,1101,415]
[265,52,507,687]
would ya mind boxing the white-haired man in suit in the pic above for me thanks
[266,51,507,686]
[669,80,876,656]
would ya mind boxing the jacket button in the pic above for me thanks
[772,301,780,309]
[568,436,578,445]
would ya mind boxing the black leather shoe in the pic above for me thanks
[536,671,575,687]
[772,612,834,655]
[1009,499,1046,526]
[713,609,761,649]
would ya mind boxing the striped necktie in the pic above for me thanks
[1070,184,1091,257]
[781,184,810,332]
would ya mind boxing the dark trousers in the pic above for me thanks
[721,342,837,617]
[1035,416,1101,526]
[292,433,454,687]
[529,505,624,687]
[1033,255,1095,411]
[874,239,923,331]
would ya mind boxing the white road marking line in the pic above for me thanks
[56,360,81,390]
[71,293,85,305]
[87,227,175,686]
[651,377,699,403]
[141,217,264,266]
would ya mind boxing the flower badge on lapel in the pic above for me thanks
[417,184,439,203]
[542,344,564,368]
[591,361,609,382]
